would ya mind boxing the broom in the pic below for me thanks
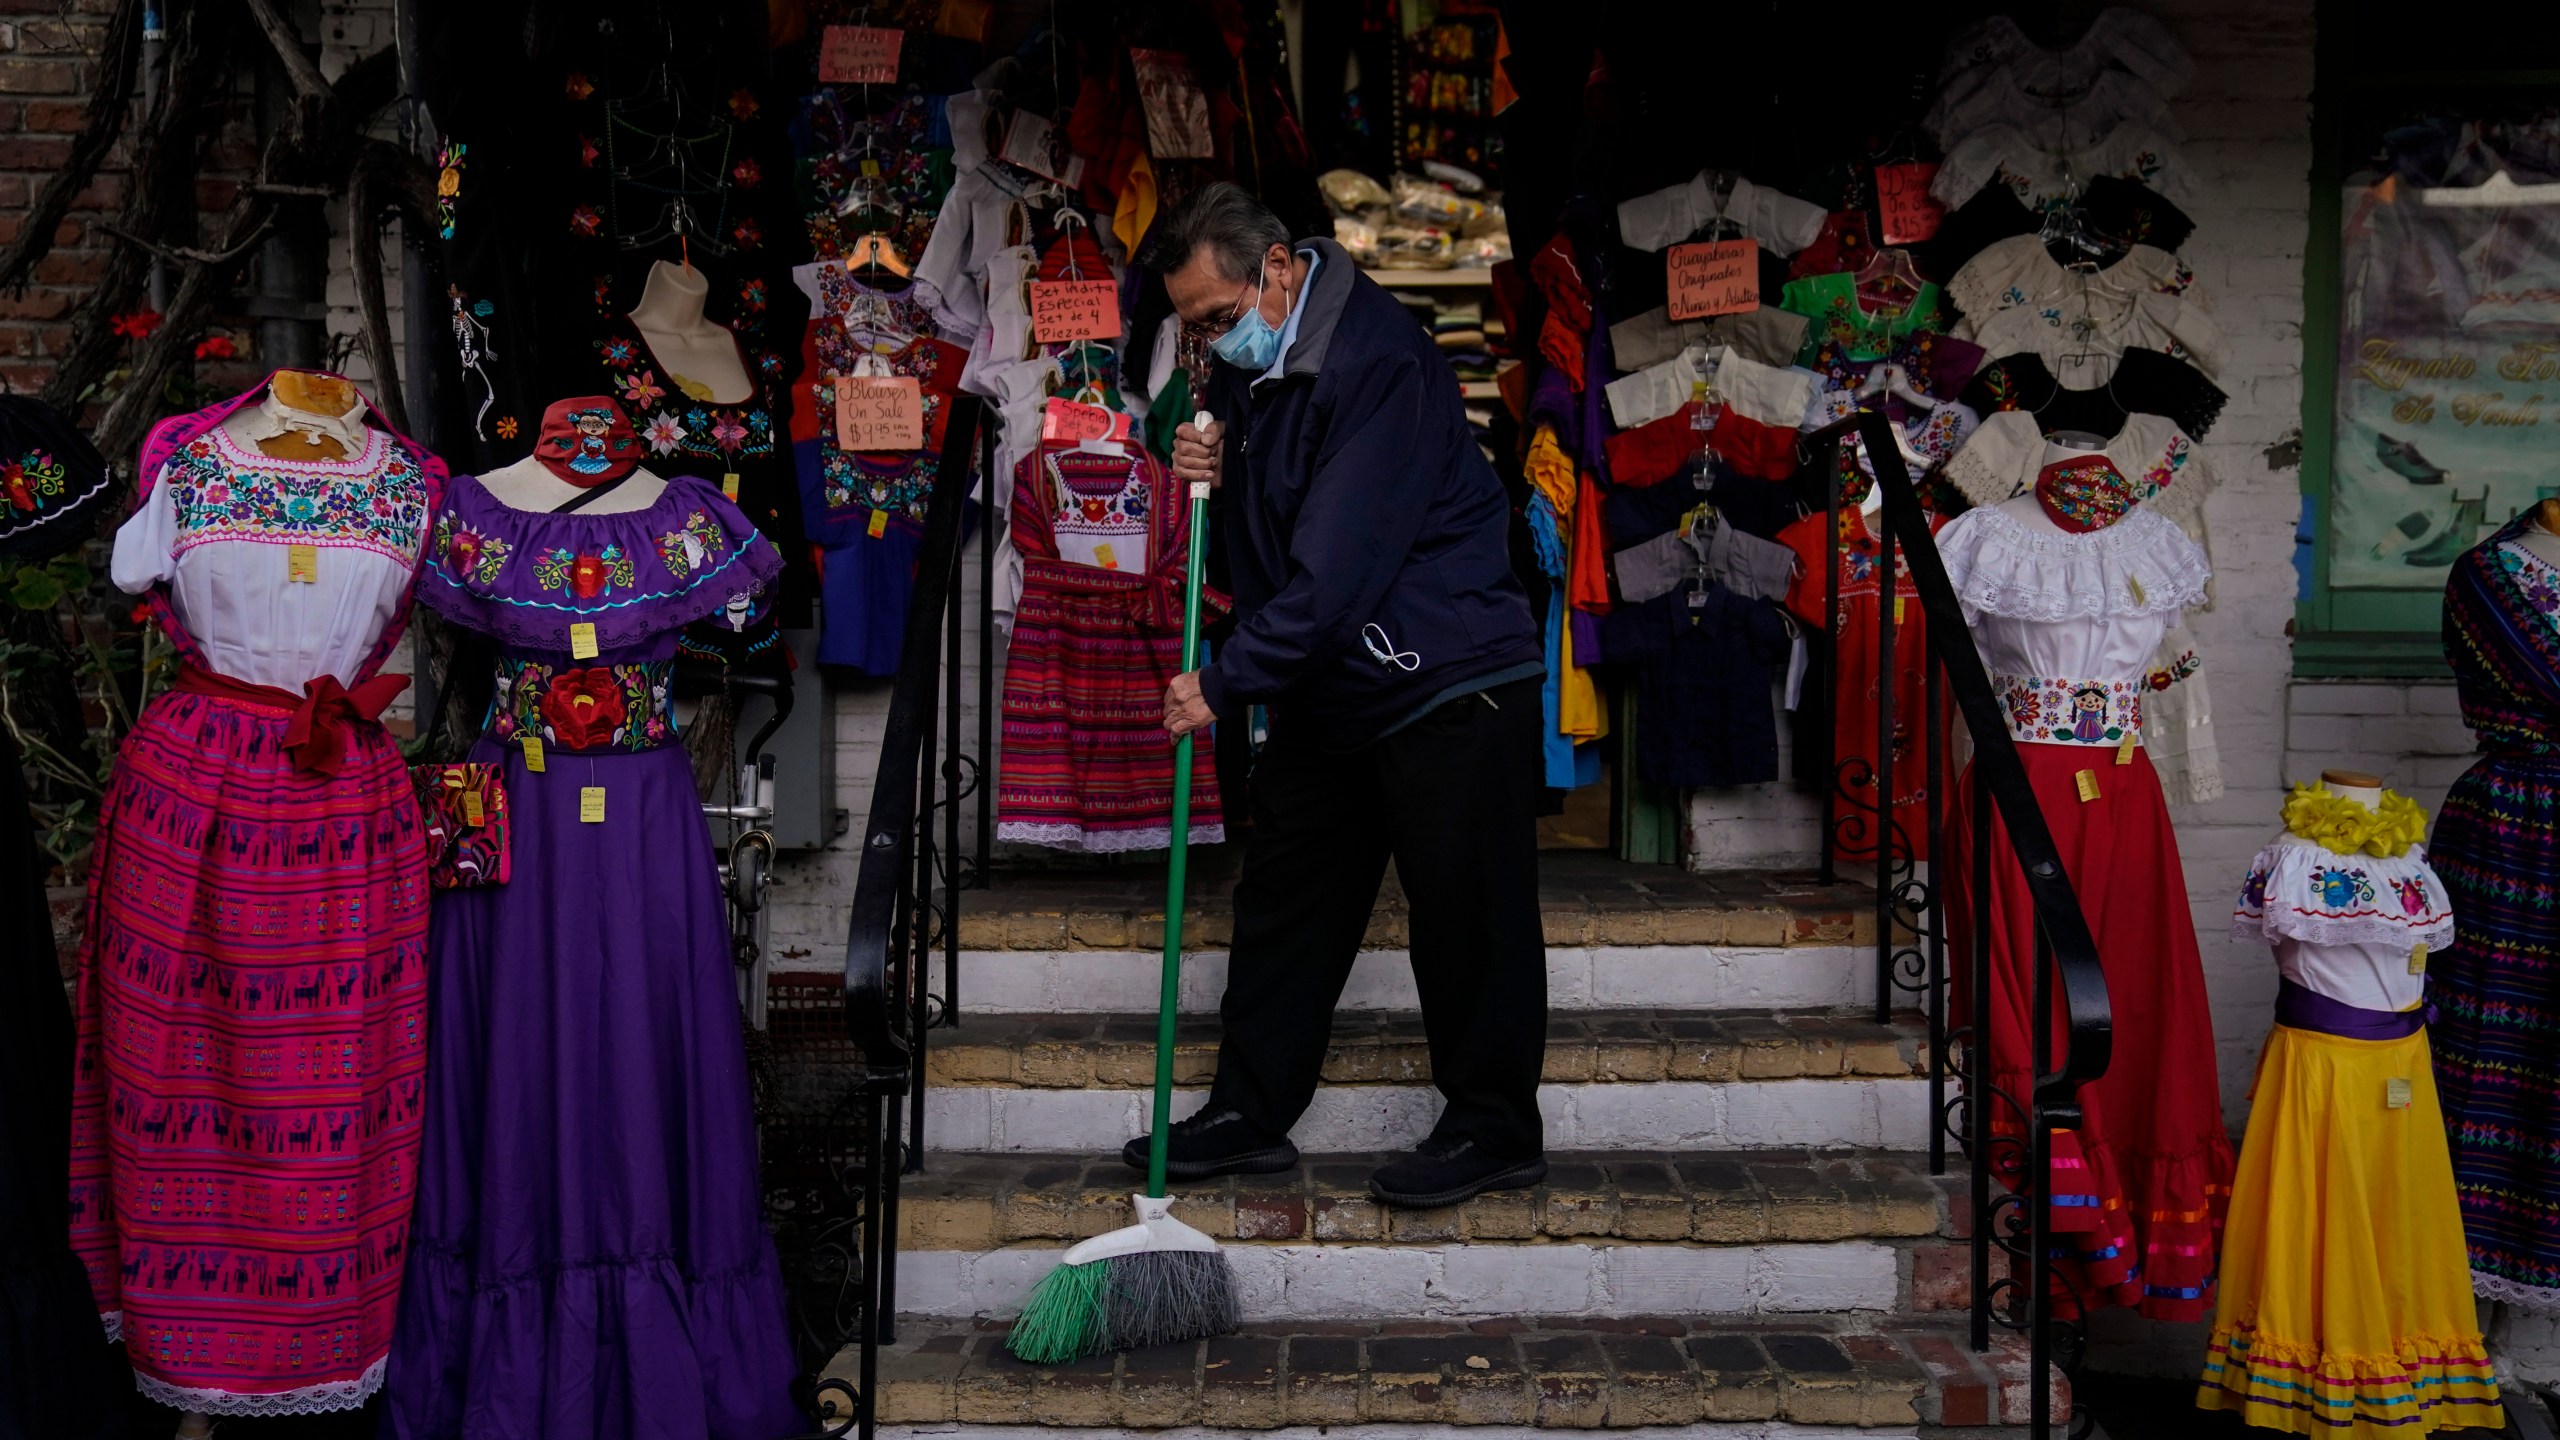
[1006,415,1240,1363]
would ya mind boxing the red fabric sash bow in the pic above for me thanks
[175,666,410,776]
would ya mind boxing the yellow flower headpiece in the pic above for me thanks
[2281,782,2427,858]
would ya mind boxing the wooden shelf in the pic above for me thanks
[1367,268,1497,288]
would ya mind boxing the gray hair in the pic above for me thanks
[1143,181,1290,282]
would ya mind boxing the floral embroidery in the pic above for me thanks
[737,278,768,315]
[564,71,594,101]
[2240,867,2269,911]
[495,416,520,440]
[168,433,429,561]
[597,336,639,369]
[490,657,675,753]
[1,448,69,516]
[434,515,515,587]
[578,135,600,168]
[2034,456,2136,532]
[641,414,686,455]
[731,217,763,251]
[592,319,779,468]
[615,369,668,408]
[2310,866,2377,908]
[728,88,759,121]
[2145,648,2201,691]
[654,510,730,578]
[2136,432,2192,504]
[2390,875,2430,917]
[533,543,637,599]
[568,205,603,238]
[434,139,466,240]
[731,157,762,188]
[1995,673,2141,746]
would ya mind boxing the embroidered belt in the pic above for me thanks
[1993,672,2143,747]
[488,656,677,754]
[2274,978,2430,1040]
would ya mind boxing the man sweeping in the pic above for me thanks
[1146,182,1550,1208]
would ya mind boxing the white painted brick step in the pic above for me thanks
[898,1239,1902,1323]
[890,1426,1912,1440]
[956,945,1869,1015]
[922,1079,1930,1154]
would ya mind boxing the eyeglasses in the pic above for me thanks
[1181,273,1262,343]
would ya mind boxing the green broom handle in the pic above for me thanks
[1150,459,1214,1201]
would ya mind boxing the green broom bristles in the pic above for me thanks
[1007,1249,1240,1364]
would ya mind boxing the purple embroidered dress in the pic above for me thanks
[380,473,800,1439]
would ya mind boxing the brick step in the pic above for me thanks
[928,1010,1928,1090]
[892,1150,1970,1323]
[953,854,1877,955]
[842,1315,2061,1431]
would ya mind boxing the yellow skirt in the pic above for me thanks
[2196,1024,2502,1436]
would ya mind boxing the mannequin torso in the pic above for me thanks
[225,370,368,462]
[627,260,752,405]
[477,454,667,514]
[2520,498,2560,569]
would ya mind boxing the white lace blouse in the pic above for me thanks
[2233,832,2455,1013]
[112,422,430,690]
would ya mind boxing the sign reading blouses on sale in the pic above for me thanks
[1875,163,1945,245]
[1666,239,1759,320]
[819,25,902,84]
[835,375,924,451]
[1029,280,1121,343]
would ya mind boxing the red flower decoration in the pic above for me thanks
[728,88,759,121]
[564,71,594,101]
[495,416,520,440]
[578,135,600,168]
[110,309,162,339]
[540,667,628,750]
[193,334,235,360]
[731,218,763,250]
[447,530,481,573]
[3,463,32,514]
[731,157,762,187]
[568,205,603,238]
[568,552,608,598]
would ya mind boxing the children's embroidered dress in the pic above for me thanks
[69,380,443,1414]
[2199,786,2501,1436]
[996,446,1224,851]
[379,473,800,1438]
[2429,517,2560,1311]
[1935,499,2235,1321]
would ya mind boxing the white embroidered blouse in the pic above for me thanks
[1615,173,1827,256]
[2233,833,2454,1013]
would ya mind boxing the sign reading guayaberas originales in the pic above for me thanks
[1030,280,1121,342]
[1666,239,1759,320]
[2328,169,2560,589]
[818,25,902,85]
[835,375,924,451]
[1875,162,1945,245]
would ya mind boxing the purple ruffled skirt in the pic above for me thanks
[380,740,801,1439]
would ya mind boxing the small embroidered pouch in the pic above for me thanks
[411,762,511,889]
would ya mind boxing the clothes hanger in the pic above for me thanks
[1852,246,1926,318]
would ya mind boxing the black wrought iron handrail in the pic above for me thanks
[843,394,987,1088]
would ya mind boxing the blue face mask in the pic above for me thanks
[1211,269,1283,371]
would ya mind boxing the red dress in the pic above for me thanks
[1780,506,1944,864]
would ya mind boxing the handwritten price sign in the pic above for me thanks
[1876,163,1945,245]
[1041,397,1133,448]
[1029,279,1121,343]
[820,25,903,84]
[1666,239,1759,320]
[835,375,924,451]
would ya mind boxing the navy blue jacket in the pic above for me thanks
[1198,239,1542,749]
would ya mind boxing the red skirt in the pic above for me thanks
[66,687,430,1413]
[1946,743,2234,1321]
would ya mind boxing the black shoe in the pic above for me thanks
[1367,1137,1548,1208]
[1121,1107,1300,1179]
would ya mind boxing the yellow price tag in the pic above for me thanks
[2386,1077,2412,1110]
[521,735,545,773]
[2410,942,2429,976]
[2116,732,2136,765]
[570,622,598,660]
[462,788,484,828]
[1093,542,1119,571]
[723,472,741,501]
[2074,769,2100,803]
[866,509,889,539]
[580,786,606,824]
[1892,596,1905,625]
[287,543,319,584]
[2128,574,2147,605]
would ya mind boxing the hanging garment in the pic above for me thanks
[1932,121,2194,212]
[1948,234,2207,330]
[1608,304,1809,374]
[0,397,125,1440]
[1778,272,1948,365]
[1959,349,2228,443]
[2200,793,2502,1437]
[1926,67,2184,155]
[1779,506,1945,864]
[1958,276,2226,384]
[2429,517,2560,1312]
[70,380,443,1416]
[995,446,1226,851]
[1613,171,1827,256]
[1936,8,2195,101]
[381,473,799,1438]
[1937,500,2234,1322]
[1597,584,1790,788]
[791,261,973,673]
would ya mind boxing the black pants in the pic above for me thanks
[1207,676,1548,1159]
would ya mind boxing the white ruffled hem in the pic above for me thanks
[2475,1269,2560,1312]
[996,820,1226,854]
[2232,838,2458,949]
[130,1355,386,1417]
[1934,505,2210,622]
